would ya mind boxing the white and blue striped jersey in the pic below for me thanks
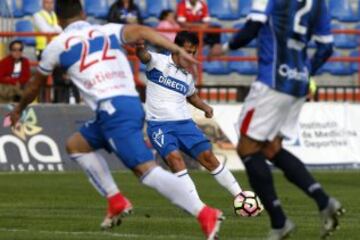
[249,0,333,97]
[145,52,196,121]
[37,21,138,110]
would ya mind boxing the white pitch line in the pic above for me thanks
[0,227,202,239]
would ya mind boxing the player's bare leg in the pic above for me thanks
[66,132,133,230]
[164,151,202,200]
[265,137,345,239]
[197,150,242,197]
[137,160,224,240]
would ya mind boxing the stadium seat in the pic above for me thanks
[228,50,257,75]
[329,0,358,22]
[15,20,36,46]
[232,23,257,48]
[320,51,352,76]
[349,51,360,74]
[84,0,109,19]
[22,0,41,16]
[237,0,252,18]
[145,0,172,18]
[207,0,237,20]
[332,24,358,49]
[12,0,24,18]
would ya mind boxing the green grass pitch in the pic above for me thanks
[0,171,358,240]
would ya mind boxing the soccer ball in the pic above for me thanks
[234,191,264,217]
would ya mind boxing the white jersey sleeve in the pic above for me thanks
[186,75,196,97]
[100,23,127,45]
[146,51,161,70]
[248,0,273,23]
[37,40,62,75]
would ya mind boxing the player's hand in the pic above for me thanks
[135,40,145,49]
[209,44,225,57]
[178,48,199,65]
[204,106,214,118]
[9,108,22,127]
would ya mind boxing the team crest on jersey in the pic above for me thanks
[152,128,165,147]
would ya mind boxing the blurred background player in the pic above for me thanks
[9,0,224,239]
[211,0,345,239]
[0,40,30,103]
[136,31,243,205]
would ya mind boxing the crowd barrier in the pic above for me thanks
[0,103,359,172]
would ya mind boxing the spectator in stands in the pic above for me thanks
[176,0,221,49]
[157,10,180,42]
[108,0,143,25]
[33,0,62,60]
[0,40,30,103]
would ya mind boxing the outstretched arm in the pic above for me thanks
[210,20,263,56]
[122,24,198,65]
[309,42,333,76]
[187,93,213,118]
[9,71,47,126]
[135,41,151,64]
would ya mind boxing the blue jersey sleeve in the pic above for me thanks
[248,0,274,23]
[312,0,333,44]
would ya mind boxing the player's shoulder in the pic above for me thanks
[148,51,169,64]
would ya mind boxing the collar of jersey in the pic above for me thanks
[64,20,91,33]
[167,54,186,74]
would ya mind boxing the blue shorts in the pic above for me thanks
[147,119,211,159]
[79,96,153,169]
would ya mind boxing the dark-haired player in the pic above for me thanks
[211,0,344,239]
[9,1,224,239]
[136,31,244,204]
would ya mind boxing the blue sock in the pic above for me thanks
[271,149,329,211]
[242,152,286,229]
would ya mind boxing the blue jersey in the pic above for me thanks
[249,0,333,97]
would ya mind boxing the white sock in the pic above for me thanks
[141,166,205,216]
[70,152,119,197]
[211,163,242,197]
[175,169,201,201]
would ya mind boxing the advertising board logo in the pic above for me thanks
[0,107,63,172]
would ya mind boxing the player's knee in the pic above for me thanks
[237,135,263,158]
[197,150,219,171]
[66,133,92,154]
[165,151,186,172]
[262,138,282,160]
[66,136,76,154]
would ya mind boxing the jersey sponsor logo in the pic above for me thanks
[146,68,189,95]
[152,128,164,148]
[83,70,127,89]
[278,64,309,82]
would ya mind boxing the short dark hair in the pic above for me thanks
[174,31,199,47]
[55,0,83,19]
[116,0,135,9]
[159,9,173,21]
[9,40,24,51]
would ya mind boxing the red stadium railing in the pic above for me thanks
[1,28,360,102]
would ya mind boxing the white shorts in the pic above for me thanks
[236,81,306,142]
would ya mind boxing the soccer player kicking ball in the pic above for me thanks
[8,1,224,239]
[136,31,243,205]
[211,0,345,239]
